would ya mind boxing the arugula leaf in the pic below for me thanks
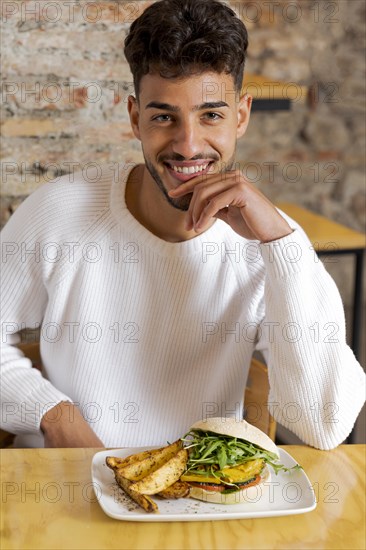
[181,429,302,476]
[217,445,227,470]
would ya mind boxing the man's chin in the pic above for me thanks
[165,192,192,212]
[143,157,193,211]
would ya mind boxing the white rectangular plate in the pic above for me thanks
[91,447,316,522]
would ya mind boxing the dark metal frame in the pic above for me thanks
[317,248,365,444]
[251,99,291,111]
[317,248,364,361]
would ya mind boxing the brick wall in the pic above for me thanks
[1,0,365,310]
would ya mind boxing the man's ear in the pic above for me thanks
[127,95,141,140]
[236,93,252,139]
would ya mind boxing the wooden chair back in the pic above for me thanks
[244,357,276,441]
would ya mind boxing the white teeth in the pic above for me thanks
[171,164,208,174]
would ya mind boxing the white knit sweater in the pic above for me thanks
[1,165,364,449]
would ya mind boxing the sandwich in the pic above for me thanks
[181,417,293,504]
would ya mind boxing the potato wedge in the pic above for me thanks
[130,449,188,495]
[157,480,190,499]
[106,456,127,471]
[114,469,158,513]
[106,445,169,472]
[116,440,183,481]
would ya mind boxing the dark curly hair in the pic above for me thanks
[124,0,248,98]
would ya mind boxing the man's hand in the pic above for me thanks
[169,170,293,243]
[41,401,104,448]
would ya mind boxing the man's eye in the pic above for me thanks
[152,114,172,122]
[203,112,222,121]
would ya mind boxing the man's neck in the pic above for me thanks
[125,164,214,243]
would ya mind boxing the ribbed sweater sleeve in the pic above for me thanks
[0,173,112,435]
[256,227,365,449]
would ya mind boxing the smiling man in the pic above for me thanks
[1,0,364,449]
[124,57,292,244]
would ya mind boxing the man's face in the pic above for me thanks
[128,71,251,211]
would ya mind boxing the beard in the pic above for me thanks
[142,151,237,212]
[144,156,192,211]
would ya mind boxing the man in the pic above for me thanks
[1,0,364,449]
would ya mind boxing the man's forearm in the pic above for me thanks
[41,401,104,448]
[258,229,365,450]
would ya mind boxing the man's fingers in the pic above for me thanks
[195,190,238,229]
[168,170,241,197]
[188,179,237,229]
[168,174,209,197]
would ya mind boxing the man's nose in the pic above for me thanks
[171,120,203,159]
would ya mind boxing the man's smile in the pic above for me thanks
[163,160,215,182]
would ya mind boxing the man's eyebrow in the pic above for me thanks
[193,101,229,111]
[145,101,180,112]
[145,101,229,111]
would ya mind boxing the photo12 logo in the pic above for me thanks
[227,1,339,24]
[1,2,142,24]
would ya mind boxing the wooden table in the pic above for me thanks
[1,445,365,550]
[277,202,366,363]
